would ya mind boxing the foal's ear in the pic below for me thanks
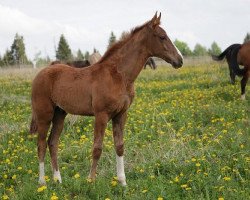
[149,12,161,29]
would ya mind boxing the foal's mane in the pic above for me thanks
[98,21,150,64]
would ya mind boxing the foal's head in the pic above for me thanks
[144,13,183,68]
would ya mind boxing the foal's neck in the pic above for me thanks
[106,36,150,83]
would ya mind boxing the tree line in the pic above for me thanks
[1,32,250,68]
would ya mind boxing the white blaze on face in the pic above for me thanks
[116,155,127,186]
[173,42,183,60]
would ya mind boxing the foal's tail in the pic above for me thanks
[212,43,245,76]
[29,114,38,134]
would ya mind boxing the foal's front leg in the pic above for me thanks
[89,113,109,180]
[112,111,127,186]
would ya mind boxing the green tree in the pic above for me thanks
[193,43,208,56]
[243,33,250,43]
[56,34,72,61]
[76,49,85,60]
[2,49,14,66]
[174,39,192,56]
[0,55,4,67]
[85,51,90,60]
[208,42,221,55]
[10,33,29,67]
[107,31,116,49]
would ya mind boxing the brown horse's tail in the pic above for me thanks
[29,114,38,134]
[212,43,245,76]
[212,44,241,61]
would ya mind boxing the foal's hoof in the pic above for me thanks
[53,171,62,183]
[118,176,127,186]
[241,94,246,100]
[38,178,46,185]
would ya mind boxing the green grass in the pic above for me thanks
[0,64,249,200]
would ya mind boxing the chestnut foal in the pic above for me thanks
[30,13,183,186]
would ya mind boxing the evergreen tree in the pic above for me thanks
[107,31,116,49]
[2,49,14,66]
[193,43,208,56]
[0,55,4,67]
[243,33,250,43]
[56,34,72,61]
[85,51,90,60]
[174,39,192,56]
[208,42,221,55]
[76,49,85,60]
[10,33,29,67]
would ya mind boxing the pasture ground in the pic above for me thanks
[0,63,249,200]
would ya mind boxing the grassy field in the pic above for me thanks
[0,63,249,200]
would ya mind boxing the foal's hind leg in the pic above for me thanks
[240,73,249,100]
[48,107,67,183]
[36,105,54,185]
[112,111,127,186]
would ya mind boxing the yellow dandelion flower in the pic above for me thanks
[28,170,32,174]
[12,175,17,180]
[218,198,224,200]
[17,166,22,170]
[157,197,163,200]
[37,185,47,192]
[142,189,148,193]
[2,194,9,200]
[105,198,111,200]
[111,180,117,187]
[174,177,179,182]
[223,177,231,181]
[50,193,58,200]
[74,173,80,179]
[196,163,201,167]
[181,184,188,188]
[3,175,8,179]
[149,175,155,179]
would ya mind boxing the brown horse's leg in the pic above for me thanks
[88,113,109,180]
[112,111,127,186]
[229,68,236,84]
[48,107,67,183]
[240,73,249,100]
[35,99,54,185]
[37,121,51,185]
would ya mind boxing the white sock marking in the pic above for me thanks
[39,162,46,185]
[116,155,126,186]
[53,169,62,183]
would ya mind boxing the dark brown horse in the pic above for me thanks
[212,42,250,100]
[30,13,183,186]
[50,60,90,68]
[144,57,157,69]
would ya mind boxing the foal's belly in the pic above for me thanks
[52,86,94,116]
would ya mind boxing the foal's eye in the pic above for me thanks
[159,36,165,40]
